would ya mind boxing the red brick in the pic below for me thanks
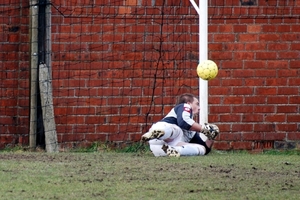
[231,141,253,150]
[245,43,266,51]
[255,87,277,95]
[224,43,245,51]
[247,25,261,33]
[232,69,255,77]
[129,133,143,142]
[223,96,243,104]
[208,115,219,123]
[208,43,223,51]
[222,60,243,69]
[265,78,287,86]
[213,34,235,42]
[242,114,264,122]
[254,123,276,132]
[219,132,242,141]
[74,107,96,115]
[73,125,95,133]
[287,132,300,140]
[232,124,253,133]
[208,25,218,33]
[56,116,85,124]
[281,33,299,41]
[221,79,243,86]
[232,87,253,95]
[291,25,300,32]
[56,125,73,134]
[265,114,286,122]
[238,34,258,42]
[256,52,277,60]
[242,132,264,141]
[277,105,298,113]
[256,69,277,77]
[108,133,129,141]
[287,114,300,122]
[267,96,288,104]
[277,124,298,132]
[291,43,300,50]
[278,69,298,77]
[290,60,300,68]
[210,87,231,95]
[234,52,254,60]
[220,114,242,122]
[209,106,231,113]
[245,79,265,86]
[278,52,300,59]
[219,25,233,32]
[254,105,275,113]
[0,135,15,144]
[278,87,298,95]
[264,132,286,140]
[214,123,230,132]
[289,96,300,104]
[268,43,289,51]
[289,78,300,86]
[233,25,247,32]
[245,96,266,104]
[232,105,254,113]
[277,25,291,33]
[210,51,233,60]
[262,25,276,32]
[213,141,232,150]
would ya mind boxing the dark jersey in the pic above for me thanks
[161,103,195,130]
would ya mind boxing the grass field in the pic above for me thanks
[0,148,299,200]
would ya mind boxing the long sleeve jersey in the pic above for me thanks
[160,103,195,130]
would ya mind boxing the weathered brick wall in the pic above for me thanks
[208,0,300,150]
[0,0,299,150]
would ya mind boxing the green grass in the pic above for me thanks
[0,149,299,200]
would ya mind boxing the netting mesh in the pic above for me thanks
[1,0,300,149]
[50,0,199,146]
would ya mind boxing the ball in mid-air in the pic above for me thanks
[196,60,218,80]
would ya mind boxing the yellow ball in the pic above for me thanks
[196,60,218,80]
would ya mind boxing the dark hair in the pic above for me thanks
[176,93,196,105]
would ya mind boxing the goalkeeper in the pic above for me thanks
[141,93,219,157]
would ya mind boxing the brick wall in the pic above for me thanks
[207,0,300,150]
[0,0,30,148]
[0,0,299,150]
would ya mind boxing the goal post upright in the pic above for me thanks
[190,0,208,125]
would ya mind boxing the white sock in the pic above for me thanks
[174,144,206,156]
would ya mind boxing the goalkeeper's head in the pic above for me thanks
[177,93,196,104]
[177,93,200,115]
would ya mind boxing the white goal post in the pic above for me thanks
[190,0,208,125]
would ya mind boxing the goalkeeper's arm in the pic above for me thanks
[189,122,204,132]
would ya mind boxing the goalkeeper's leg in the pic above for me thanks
[162,144,206,157]
[189,132,214,155]
[141,122,183,142]
[148,139,167,157]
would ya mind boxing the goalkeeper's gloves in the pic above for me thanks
[200,123,219,140]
